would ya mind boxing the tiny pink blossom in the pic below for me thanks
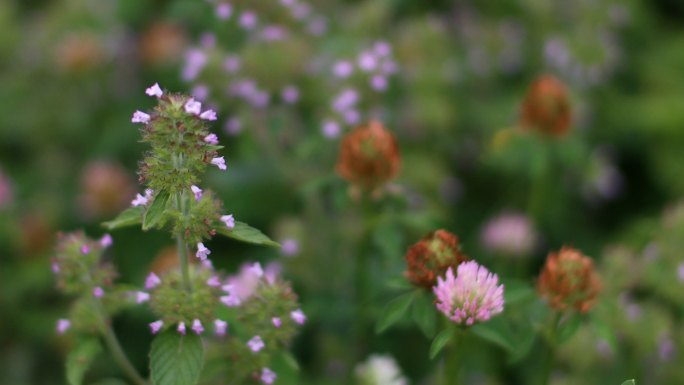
[211,157,227,170]
[249,262,264,278]
[281,86,299,104]
[333,61,353,78]
[207,276,221,287]
[215,3,232,20]
[196,243,211,260]
[136,291,150,304]
[202,259,214,270]
[358,51,378,72]
[100,234,113,248]
[220,293,241,307]
[81,244,90,255]
[343,109,360,125]
[131,111,151,124]
[224,117,242,135]
[149,320,164,334]
[214,319,228,336]
[290,309,306,325]
[200,109,217,121]
[93,287,104,298]
[220,214,235,229]
[191,185,203,202]
[223,56,241,73]
[177,322,186,335]
[261,368,277,384]
[281,239,299,257]
[131,193,148,207]
[239,11,258,29]
[272,317,282,328]
[192,319,204,335]
[374,41,392,57]
[51,262,60,274]
[247,336,265,353]
[184,98,202,115]
[145,83,163,98]
[145,272,162,290]
[204,134,219,145]
[321,120,340,139]
[370,75,388,91]
[56,319,71,334]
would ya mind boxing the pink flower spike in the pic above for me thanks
[272,317,282,328]
[207,276,221,287]
[136,291,150,304]
[200,110,217,121]
[184,98,202,115]
[291,309,306,325]
[261,368,277,384]
[56,319,71,334]
[100,234,113,248]
[131,110,151,124]
[191,185,203,202]
[177,322,186,335]
[93,287,104,298]
[211,157,227,170]
[247,336,265,353]
[249,262,264,278]
[196,242,211,260]
[215,3,232,20]
[81,244,90,255]
[131,193,148,207]
[145,83,163,98]
[204,134,219,145]
[192,319,204,335]
[220,214,235,229]
[214,319,228,336]
[149,320,164,334]
[145,272,162,290]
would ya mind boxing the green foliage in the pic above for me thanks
[142,191,170,231]
[149,330,204,385]
[621,380,636,385]
[66,338,102,385]
[375,291,415,334]
[411,290,437,338]
[429,328,454,359]
[215,221,281,248]
[102,206,144,230]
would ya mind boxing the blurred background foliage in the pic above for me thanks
[1,0,684,384]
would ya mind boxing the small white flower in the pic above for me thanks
[145,83,163,98]
[136,291,150,304]
[184,98,202,115]
[247,336,264,353]
[196,242,211,260]
[220,214,235,229]
[200,110,217,121]
[131,111,151,124]
[211,157,227,170]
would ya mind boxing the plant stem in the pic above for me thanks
[101,323,148,385]
[441,329,463,385]
[540,312,562,385]
[175,192,192,293]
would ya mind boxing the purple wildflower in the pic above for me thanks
[211,157,227,170]
[291,309,306,325]
[196,243,211,260]
[131,111,151,124]
[220,214,235,229]
[200,109,217,121]
[145,272,162,290]
[56,319,71,334]
[333,61,353,78]
[191,185,203,202]
[247,336,265,353]
[272,317,282,328]
[100,234,113,248]
[322,120,340,139]
[281,239,299,257]
[214,319,228,336]
[136,291,150,304]
[207,276,221,287]
[80,244,90,255]
[177,322,186,335]
[184,98,202,115]
[149,320,164,334]
[204,134,219,145]
[145,83,163,98]
[93,287,104,298]
[433,261,504,325]
[192,319,204,335]
[480,212,538,257]
[281,85,299,104]
[215,3,232,20]
[239,11,258,30]
[261,368,277,384]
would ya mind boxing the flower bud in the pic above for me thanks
[405,230,468,288]
[336,120,400,190]
[519,74,571,136]
[537,247,601,313]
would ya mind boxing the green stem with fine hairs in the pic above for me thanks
[175,192,192,293]
[440,325,464,385]
[540,312,563,385]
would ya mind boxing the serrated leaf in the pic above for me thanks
[429,328,454,359]
[621,380,635,385]
[471,318,516,352]
[375,291,415,334]
[142,191,170,231]
[150,329,204,385]
[215,221,280,248]
[557,313,582,343]
[102,206,144,230]
[66,338,102,385]
[412,290,436,338]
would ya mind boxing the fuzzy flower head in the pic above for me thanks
[433,261,504,326]
[355,354,408,385]
[405,230,469,289]
[519,74,571,136]
[537,247,601,313]
[480,212,538,257]
[336,120,401,190]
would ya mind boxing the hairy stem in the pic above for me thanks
[101,323,148,385]
[441,328,463,385]
[175,192,193,293]
[540,312,562,385]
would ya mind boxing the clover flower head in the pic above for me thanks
[433,261,504,326]
[247,335,265,352]
[145,272,162,289]
[145,83,163,98]
[261,368,277,384]
[56,319,71,334]
[220,214,235,229]
[214,319,228,336]
[131,110,151,124]
[184,98,202,115]
[196,242,211,260]
[211,157,227,170]
[291,309,306,325]
[149,320,164,334]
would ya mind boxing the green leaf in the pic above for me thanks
[471,318,516,352]
[590,315,617,351]
[375,291,415,334]
[280,351,300,371]
[150,329,204,385]
[142,191,170,231]
[215,221,280,248]
[621,380,635,385]
[66,338,102,385]
[503,281,537,305]
[429,328,454,359]
[102,206,144,230]
[412,290,437,338]
[557,313,583,343]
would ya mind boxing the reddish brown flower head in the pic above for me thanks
[520,75,571,136]
[537,247,601,313]
[336,120,400,189]
[405,229,469,289]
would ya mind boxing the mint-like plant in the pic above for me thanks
[53,84,303,385]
